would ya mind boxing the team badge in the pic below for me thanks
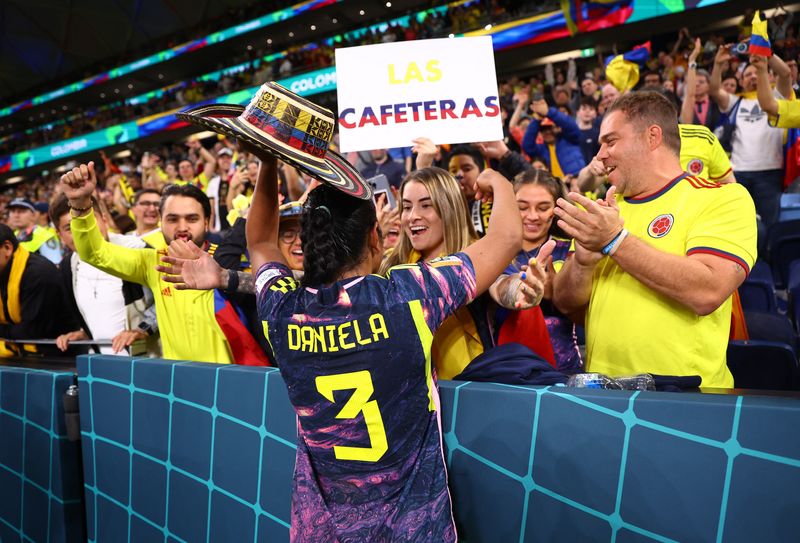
[687,158,704,175]
[648,214,674,238]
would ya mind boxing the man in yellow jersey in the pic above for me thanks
[177,139,216,191]
[7,198,62,264]
[577,120,735,191]
[553,92,757,388]
[59,161,245,364]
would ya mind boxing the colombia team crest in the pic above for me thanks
[648,214,674,238]
[687,158,704,175]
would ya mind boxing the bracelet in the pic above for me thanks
[601,228,629,256]
[688,61,698,70]
[225,269,239,294]
[68,202,92,214]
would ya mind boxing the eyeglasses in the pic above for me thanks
[137,201,160,208]
[280,229,300,244]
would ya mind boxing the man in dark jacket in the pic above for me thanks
[0,224,81,357]
[522,98,586,177]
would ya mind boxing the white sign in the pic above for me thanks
[335,37,503,152]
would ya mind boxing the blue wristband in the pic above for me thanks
[601,228,627,256]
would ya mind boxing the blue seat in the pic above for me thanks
[739,260,777,313]
[779,193,800,221]
[789,260,800,334]
[767,219,800,289]
[727,340,799,390]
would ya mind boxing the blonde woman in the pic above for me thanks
[381,166,553,380]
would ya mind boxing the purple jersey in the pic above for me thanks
[255,253,477,542]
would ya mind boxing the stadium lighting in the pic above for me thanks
[386,2,392,6]
[289,31,295,37]
[267,38,273,44]
[484,24,492,30]
[359,9,365,15]
[448,33,455,38]
[127,84,134,89]
[332,18,338,23]
[158,74,164,79]
[310,24,316,30]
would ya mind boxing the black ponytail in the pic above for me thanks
[300,184,377,287]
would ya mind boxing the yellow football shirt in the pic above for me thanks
[769,98,800,128]
[679,124,732,182]
[585,173,757,388]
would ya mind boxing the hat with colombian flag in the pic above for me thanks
[176,83,373,200]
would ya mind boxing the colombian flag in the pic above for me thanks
[604,41,651,92]
[749,10,772,57]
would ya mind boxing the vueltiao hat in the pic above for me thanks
[176,82,373,200]
[279,201,303,220]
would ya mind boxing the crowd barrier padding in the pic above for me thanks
[0,366,84,543]
[71,354,800,542]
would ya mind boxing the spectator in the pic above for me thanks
[7,198,62,264]
[359,149,407,189]
[709,46,792,227]
[50,194,159,355]
[0,224,81,357]
[553,91,756,388]
[127,189,166,249]
[576,97,601,165]
[177,139,216,191]
[680,39,722,129]
[522,98,586,177]
[60,162,265,364]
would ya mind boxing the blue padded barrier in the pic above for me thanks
[0,366,85,543]
[77,355,800,542]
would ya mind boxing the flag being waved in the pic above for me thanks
[749,10,772,57]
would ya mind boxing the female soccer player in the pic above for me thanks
[247,151,521,541]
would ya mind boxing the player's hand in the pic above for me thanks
[473,168,507,202]
[60,162,98,208]
[156,240,227,290]
[554,186,624,252]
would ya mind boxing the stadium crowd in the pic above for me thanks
[0,5,798,395]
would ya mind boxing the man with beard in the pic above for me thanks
[59,161,264,364]
[552,92,756,388]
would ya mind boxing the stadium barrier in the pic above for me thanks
[2,354,799,541]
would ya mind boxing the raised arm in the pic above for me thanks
[246,152,286,273]
[753,54,779,115]
[680,38,702,124]
[462,169,522,295]
[769,52,793,99]
[60,162,151,285]
[709,44,732,110]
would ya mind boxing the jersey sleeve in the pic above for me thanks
[255,261,298,321]
[769,99,800,129]
[685,184,758,275]
[385,252,477,330]
[707,135,733,181]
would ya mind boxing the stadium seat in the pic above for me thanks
[767,219,800,289]
[744,311,797,353]
[739,260,777,313]
[789,260,800,334]
[727,340,799,391]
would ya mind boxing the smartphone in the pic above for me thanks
[368,174,396,208]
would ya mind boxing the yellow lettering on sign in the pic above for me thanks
[388,60,442,84]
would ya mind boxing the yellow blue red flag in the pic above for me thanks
[749,10,772,57]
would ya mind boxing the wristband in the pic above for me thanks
[688,61,697,70]
[226,269,239,294]
[601,228,628,256]
[68,202,92,214]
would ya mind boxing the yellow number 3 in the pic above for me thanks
[315,370,389,462]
